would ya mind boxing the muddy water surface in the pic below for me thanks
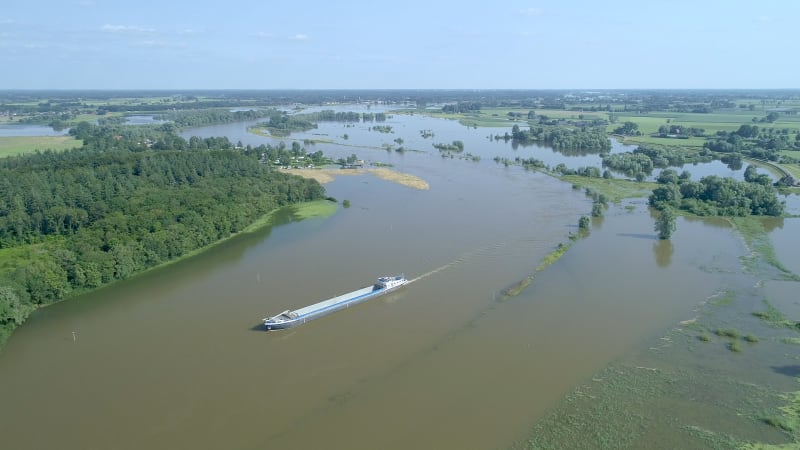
[0,113,782,449]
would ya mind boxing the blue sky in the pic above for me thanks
[1,0,797,89]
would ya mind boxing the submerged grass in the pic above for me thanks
[752,299,800,332]
[715,328,741,339]
[559,175,653,203]
[730,217,800,281]
[501,242,575,299]
[515,364,798,449]
[289,199,338,221]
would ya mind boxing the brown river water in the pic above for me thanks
[0,112,793,449]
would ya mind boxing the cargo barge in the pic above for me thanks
[263,275,407,330]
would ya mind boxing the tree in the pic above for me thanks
[613,121,639,136]
[656,169,679,185]
[655,207,677,240]
[578,216,590,230]
[649,183,682,209]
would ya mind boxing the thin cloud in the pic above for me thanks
[253,31,273,38]
[101,24,155,33]
[520,7,544,16]
[289,33,309,41]
[136,40,186,48]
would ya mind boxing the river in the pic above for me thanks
[0,109,796,449]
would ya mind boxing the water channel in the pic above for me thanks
[0,109,797,449]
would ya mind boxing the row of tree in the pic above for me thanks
[155,108,276,128]
[301,110,387,122]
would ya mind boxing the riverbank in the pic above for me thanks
[0,199,338,351]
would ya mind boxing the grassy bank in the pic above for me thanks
[0,136,79,157]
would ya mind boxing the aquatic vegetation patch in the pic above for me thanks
[560,175,653,204]
[516,364,794,449]
[715,328,741,339]
[743,384,800,449]
[500,241,576,299]
[710,289,736,306]
[752,299,800,332]
[731,217,800,281]
[512,365,800,449]
[535,242,573,273]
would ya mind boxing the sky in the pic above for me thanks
[1,0,798,90]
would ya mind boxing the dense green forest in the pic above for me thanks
[0,122,326,345]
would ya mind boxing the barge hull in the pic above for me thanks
[264,283,402,330]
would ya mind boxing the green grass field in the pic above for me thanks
[0,136,80,157]
[614,111,800,136]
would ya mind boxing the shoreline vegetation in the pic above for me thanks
[0,122,330,349]
[0,199,336,350]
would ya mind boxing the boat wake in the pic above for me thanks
[408,242,507,284]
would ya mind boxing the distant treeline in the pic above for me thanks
[155,108,276,128]
[5,89,800,117]
[300,110,387,122]
[602,144,714,178]
[442,102,481,113]
[0,122,326,346]
[704,124,800,161]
